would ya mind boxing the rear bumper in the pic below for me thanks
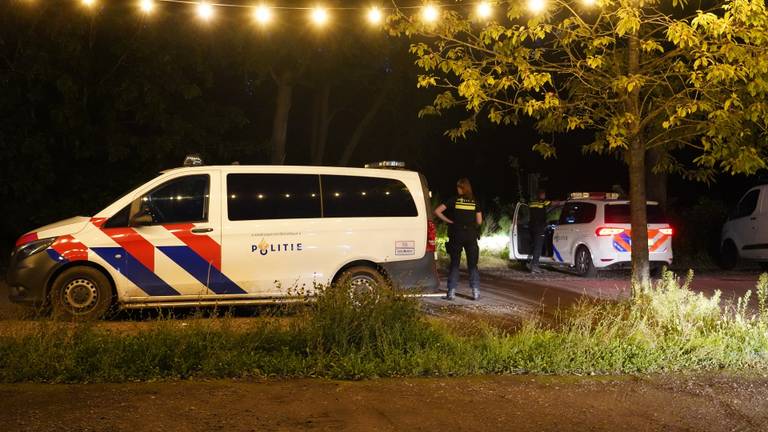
[6,250,60,305]
[599,260,672,271]
[380,253,439,291]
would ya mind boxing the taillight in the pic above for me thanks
[427,220,436,252]
[660,227,673,236]
[596,227,625,236]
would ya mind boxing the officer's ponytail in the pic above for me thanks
[456,178,475,200]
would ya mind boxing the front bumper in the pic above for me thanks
[6,249,60,305]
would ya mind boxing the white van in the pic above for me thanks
[7,161,439,319]
[509,193,673,276]
[720,185,768,270]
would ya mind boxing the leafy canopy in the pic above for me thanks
[390,0,768,181]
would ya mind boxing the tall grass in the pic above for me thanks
[1,271,767,382]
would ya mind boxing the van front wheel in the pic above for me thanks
[50,267,113,321]
[336,266,388,294]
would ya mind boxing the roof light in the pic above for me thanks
[659,227,673,236]
[183,154,204,167]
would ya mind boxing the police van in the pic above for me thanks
[720,184,768,269]
[509,192,673,276]
[7,158,439,319]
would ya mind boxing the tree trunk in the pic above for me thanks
[646,147,668,210]
[270,70,293,165]
[310,83,331,165]
[338,88,387,166]
[627,32,651,294]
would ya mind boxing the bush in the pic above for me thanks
[1,271,767,382]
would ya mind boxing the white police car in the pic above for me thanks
[509,192,674,276]
[7,158,439,319]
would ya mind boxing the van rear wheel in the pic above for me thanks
[336,266,388,294]
[50,267,113,321]
[574,246,597,278]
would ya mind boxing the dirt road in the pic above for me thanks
[2,375,767,431]
[421,267,763,317]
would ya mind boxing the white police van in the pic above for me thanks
[509,192,674,276]
[7,158,438,319]
[720,184,768,269]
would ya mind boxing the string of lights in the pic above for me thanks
[15,0,558,26]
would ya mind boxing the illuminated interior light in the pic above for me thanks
[139,0,155,14]
[367,6,382,25]
[582,0,596,5]
[310,7,329,26]
[196,2,214,21]
[253,5,272,24]
[81,0,96,7]
[476,2,492,19]
[421,5,439,23]
[258,194,264,199]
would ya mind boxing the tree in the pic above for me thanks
[391,0,768,290]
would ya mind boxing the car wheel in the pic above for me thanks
[336,266,388,295]
[50,267,113,321]
[719,240,739,270]
[574,246,597,278]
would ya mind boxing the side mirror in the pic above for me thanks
[129,207,154,226]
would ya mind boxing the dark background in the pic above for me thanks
[0,1,758,264]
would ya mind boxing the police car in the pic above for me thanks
[7,158,439,319]
[509,192,674,276]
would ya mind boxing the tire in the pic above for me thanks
[335,266,388,294]
[574,246,597,278]
[719,240,739,270]
[50,267,113,321]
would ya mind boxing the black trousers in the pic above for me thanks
[446,228,480,291]
[530,228,545,267]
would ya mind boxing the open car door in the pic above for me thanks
[509,202,532,260]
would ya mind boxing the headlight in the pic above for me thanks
[12,238,56,261]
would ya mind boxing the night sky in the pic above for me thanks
[0,1,758,260]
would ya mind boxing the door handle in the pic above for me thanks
[191,228,213,234]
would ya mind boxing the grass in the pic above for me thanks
[1,271,768,383]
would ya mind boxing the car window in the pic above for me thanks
[322,175,417,218]
[227,174,321,221]
[142,175,209,224]
[734,189,760,219]
[546,206,562,224]
[559,202,596,225]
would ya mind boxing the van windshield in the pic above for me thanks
[604,204,667,224]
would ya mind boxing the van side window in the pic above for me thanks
[735,189,760,219]
[322,175,417,218]
[227,174,321,221]
[142,175,209,224]
[558,202,596,225]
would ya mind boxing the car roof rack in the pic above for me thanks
[568,192,621,200]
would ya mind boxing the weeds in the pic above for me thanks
[1,271,768,382]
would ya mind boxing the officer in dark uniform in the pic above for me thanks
[434,178,483,300]
[529,189,551,273]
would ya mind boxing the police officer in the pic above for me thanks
[529,189,551,273]
[434,178,483,300]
